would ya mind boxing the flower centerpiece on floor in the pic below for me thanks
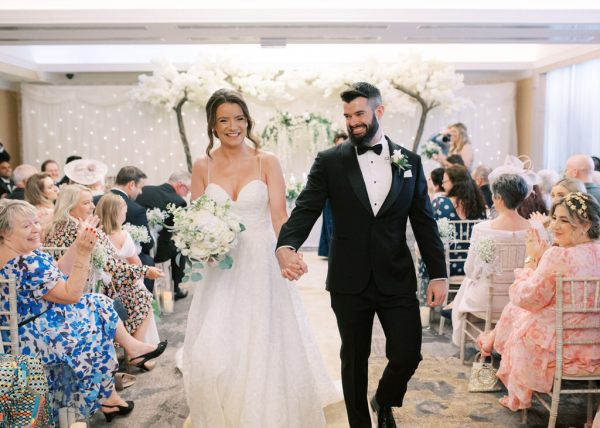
[168,195,245,281]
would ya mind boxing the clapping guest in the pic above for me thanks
[530,178,586,228]
[24,173,59,232]
[43,185,163,345]
[516,184,547,220]
[0,200,167,421]
[477,192,600,411]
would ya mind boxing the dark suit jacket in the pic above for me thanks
[0,179,14,198]
[7,187,25,200]
[136,183,187,263]
[94,189,155,256]
[277,137,447,295]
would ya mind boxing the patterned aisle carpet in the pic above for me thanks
[87,251,590,427]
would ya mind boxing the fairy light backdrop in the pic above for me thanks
[21,81,516,185]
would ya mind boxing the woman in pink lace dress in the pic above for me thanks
[478,192,600,411]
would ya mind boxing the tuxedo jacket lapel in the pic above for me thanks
[377,138,405,217]
[342,143,374,217]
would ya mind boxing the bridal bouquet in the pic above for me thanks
[146,208,168,231]
[168,195,245,281]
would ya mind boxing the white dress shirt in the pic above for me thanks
[355,135,392,216]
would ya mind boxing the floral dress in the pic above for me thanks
[494,243,600,410]
[44,218,153,333]
[0,250,119,418]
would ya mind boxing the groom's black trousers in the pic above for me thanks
[330,275,422,428]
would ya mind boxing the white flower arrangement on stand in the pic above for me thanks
[436,218,456,244]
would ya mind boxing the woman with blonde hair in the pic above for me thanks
[96,193,160,345]
[43,185,163,353]
[24,172,58,231]
[434,122,474,169]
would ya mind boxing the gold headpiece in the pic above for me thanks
[564,192,590,219]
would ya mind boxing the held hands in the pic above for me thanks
[426,279,448,307]
[145,267,164,280]
[276,247,308,281]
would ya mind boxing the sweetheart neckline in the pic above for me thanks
[206,180,267,203]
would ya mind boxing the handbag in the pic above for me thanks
[468,352,502,392]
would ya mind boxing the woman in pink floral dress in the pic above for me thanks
[478,192,600,411]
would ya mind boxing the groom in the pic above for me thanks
[276,82,447,428]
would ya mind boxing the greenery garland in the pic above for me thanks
[261,111,334,154]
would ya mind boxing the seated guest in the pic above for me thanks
[40,159,61,185]
[530,178,586,228]
[0,200,167,420]
[517,184,547,219]
[565,154,600,203]
[8,164,37,200]
[427,167,446,202]
[56,155,81,187]
[24,173,59,232]
[536,169,560,210]
[477,192,600,411]
[96,193,160,344]
[445,154,465,167]
[136,171,191,300]
[450,173,531,345]
[432,165,486,275]
[471,165,493,210]
[43,185,163,343]
[0,144,14,198]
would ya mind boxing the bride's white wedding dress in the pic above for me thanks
[181,178,341,428]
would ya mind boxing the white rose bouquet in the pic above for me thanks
[419,141,442,159]
[167,195,245,281]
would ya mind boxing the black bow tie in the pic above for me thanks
[356,144,382,156]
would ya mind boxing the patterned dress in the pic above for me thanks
[432,196,485,276]
[43,218,153,333]
[494,243,600,410]
[0,250,119,418]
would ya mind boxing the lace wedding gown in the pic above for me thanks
[181,180,341,428]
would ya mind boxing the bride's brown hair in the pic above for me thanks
[205,89,260,158]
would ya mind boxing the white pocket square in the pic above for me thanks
[404,170,413,178]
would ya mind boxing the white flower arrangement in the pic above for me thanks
[122,223,151,244]
[90,244,108,270]
[286,182,305,202]
[391,150,412,172]
[90,245,111,293]
[436,218,456,243]
[147,208,168,230]
[419,141,442,159]
[475,237,496,264]
[167,195,245,281]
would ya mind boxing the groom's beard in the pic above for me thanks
[347,113,380,148]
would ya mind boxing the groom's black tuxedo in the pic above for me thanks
[277,137,446,428]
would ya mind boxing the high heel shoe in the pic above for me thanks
[102,400,134,422]
[128,340,168,372]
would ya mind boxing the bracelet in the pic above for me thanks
[524,256,537,266]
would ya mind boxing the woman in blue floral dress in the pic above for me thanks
[0,200,167,421]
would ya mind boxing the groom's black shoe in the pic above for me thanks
[370,395,396,428]
[174,289,188,300]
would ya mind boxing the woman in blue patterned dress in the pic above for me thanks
[432,165,486,276]
[0,200,167,421]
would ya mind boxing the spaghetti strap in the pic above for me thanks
[258,155,263,180]
[207,158,211,184]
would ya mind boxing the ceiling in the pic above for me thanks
[1,1,600,84]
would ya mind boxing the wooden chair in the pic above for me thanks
[439,219,483,335]
[0,275,19,355]
[459,241,526,363]
[526,275,600,428]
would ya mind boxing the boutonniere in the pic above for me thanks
[391,150,412,173]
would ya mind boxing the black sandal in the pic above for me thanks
[128,340,168,372]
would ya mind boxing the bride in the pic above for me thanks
[181,88,341,427]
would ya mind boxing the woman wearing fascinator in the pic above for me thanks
[63,158,108,196]
[477,192,600,411]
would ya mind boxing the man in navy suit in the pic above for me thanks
[96,166,156,292]
[277,82,447,428]
[136,171,191,300]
